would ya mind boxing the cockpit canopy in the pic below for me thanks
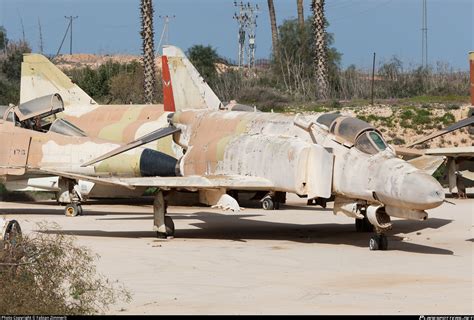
[16,93,64,122]
[316,113,388,155]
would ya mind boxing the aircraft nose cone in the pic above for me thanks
[398,171,445,210]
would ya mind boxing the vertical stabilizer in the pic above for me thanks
[21,54,96,108]
[162,45,222,110]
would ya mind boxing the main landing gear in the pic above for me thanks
[355,217,388,251]
[261,192,286,210]
[60,179,83,217]
[153,191,175,239]
[65,202,83,217]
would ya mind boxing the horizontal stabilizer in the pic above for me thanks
[81,126,180,167]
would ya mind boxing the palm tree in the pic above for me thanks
[297,0,304,29]
[140,0,156,104]
[311,0,329,100]
[267,0,279,60]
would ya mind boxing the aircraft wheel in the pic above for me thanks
[77,205,84,216]
[369,234,388,251]
[262,197,274,210]
[379,234,388,250]
[65,203,80,217]
[369,235,379,251]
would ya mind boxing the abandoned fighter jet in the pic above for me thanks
[13,53,184,200]
[73,46,445,251]
[0,93,178,217]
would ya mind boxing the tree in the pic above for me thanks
[140,0,156,104]
[311,0,329,100]
[0,26,7,52]
[273,18,341,98]
[297,0,304,30]
[0,224,131,314]
[0,41,31,82]
[267,0,279,60]
[186,45,218,84]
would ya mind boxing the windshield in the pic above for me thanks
[355,131,387,155]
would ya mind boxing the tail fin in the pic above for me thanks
[21,54,96,108]
[162,45,222,111]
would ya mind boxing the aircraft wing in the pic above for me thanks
[406,117,474,147]
[113,175,274,190]
[32,169,136,190]
[31,168,274,191]
[424,146,474,158]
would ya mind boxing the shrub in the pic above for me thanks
[0,223,131,314]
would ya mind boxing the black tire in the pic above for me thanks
[379,234,388,250]
[362,218,374,232]
[77,205,84,216]
[165,216,175,236]
[274,201,280,210]
[65,203,79,217]
[369,235,379,251]
[262,198,274,210]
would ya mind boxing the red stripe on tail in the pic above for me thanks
[162,55,176,112]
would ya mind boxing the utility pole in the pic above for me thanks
[246,4,259,69]
[233,2,249,69]
[421,0,428,68]
[64,16,78,55]
[157,15,176,51]
[233,1,259,69]
[38,18,44,54]
[371,52,376,106]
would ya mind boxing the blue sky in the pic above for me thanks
[0,0,472,70]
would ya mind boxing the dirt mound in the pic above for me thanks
[54,53,162,71]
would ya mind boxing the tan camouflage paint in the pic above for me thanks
[0,118,144,178]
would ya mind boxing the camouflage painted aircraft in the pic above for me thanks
[0,93,178,217]
[9,46,448,250]
[11,53,182,200]
[74,46,446,250]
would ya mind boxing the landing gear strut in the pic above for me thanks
[153,191,175,239]
[61,179,83,217]
[355,217,374,232]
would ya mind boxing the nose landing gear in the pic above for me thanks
[369,233,388,251]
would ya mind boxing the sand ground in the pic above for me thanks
[1,193,472,315]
